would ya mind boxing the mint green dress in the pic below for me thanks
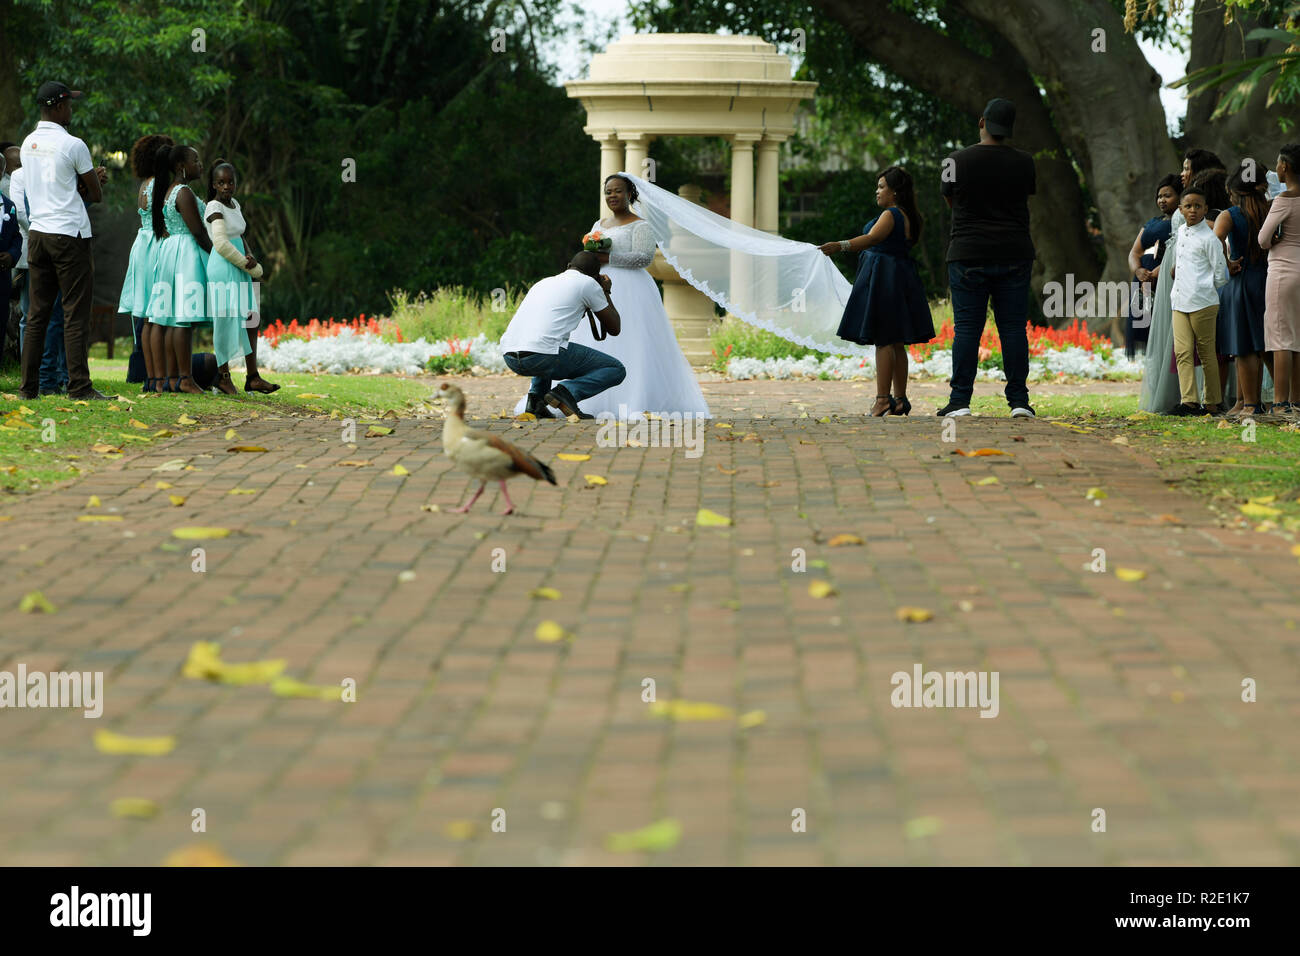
[203,198,253,367]
[117,179,158,323]
[146,184,210,328]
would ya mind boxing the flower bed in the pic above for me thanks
[260,315,1139,381]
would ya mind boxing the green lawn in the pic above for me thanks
[0,359,433,492]
[981,393,1300,534]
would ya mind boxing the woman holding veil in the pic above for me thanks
[513,170,864,419]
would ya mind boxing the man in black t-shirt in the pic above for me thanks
[938,98,1037,417]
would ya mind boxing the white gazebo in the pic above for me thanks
[565,34,817,364]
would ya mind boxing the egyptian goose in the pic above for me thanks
[437,382,556,514]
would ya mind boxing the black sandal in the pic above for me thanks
[245,377,280,394]
[870,395,894,417]
[890,396,912,416]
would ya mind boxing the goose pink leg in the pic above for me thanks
[499,480,517,515]
[452,482,486,513]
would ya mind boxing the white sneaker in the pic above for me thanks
[1010,406,1036,418]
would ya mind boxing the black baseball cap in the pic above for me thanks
[36,81,84,107]
[982,98,1015,137]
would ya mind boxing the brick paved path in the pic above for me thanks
[1,377,1297,865]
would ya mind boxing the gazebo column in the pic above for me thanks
[729,134,760,228]
[755,135,785,233]
[622,134,653,181]
[594,130,624,218]
[728,134,761,319]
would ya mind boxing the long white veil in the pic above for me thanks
[618,171,867,356]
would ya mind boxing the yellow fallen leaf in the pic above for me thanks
[183,641,286,685]
[535,620,571,643]
[1248,495,1277,505]
[529,587,562,600]
[337,459,373,467]
[227,488,258,495]
[177,414,198,425]
[421,504,441,513]
[297,393,330,399]
[85,495,101,508]
[129,418,150,430]
[1114,567,1147,582]
[904,816,943,839]
[270,676,343,700]
[556,453,591,461]
[650,700,734,721]
[117,432,151,442]
[605,818,682,853]
[737,710,767,729]
[391,464,410,476]
[716,464,738,475]
[153,459,187,472]
[715,423,733,429]
[171,527,231,540]
[445,820,479,841]
[974,476,1000,486]
[1085,487,1107,499]
[365,425,394,437]
[91,443,121,454]
[225,428,238,440]
[808,580,837,598]
[161,843,240,867]
[584,474,607,486]
[696,508,732,527]
[625,438,643,447]
[514,412,537,422]
[77,514,123,522]
[155,481,173,490]
[168,495,186,507]
[19,590,56,614]
[1291,544,1300,557]
[94,729,175,756]
[153,429,175,438]
[110,797,160,819]
[827,533,863,547]
[896,606,934,623]
[1240,502,1281,518]
[227,445,268,453]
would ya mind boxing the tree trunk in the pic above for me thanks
[952,0,1181,328]
[813,0,1102,327]
[0,0,27,141]
[1184,0,1295,167]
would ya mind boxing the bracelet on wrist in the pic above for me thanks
[839,239,851,252]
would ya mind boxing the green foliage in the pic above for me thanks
[387,286,521,344]
[709,318,817,365]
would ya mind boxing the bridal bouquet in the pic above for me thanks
[582,231,612,253]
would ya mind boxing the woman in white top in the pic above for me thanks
[204,159,278,393]
[514,174,710,419]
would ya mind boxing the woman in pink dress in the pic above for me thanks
[1260,144,1300,417]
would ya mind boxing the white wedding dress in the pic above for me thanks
[513,218,712,419]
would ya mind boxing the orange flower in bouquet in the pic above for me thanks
[582,231,612,253]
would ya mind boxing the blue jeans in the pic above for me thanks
[948,258,1033,408]
[503,343,625,403]
[18,275,68,392]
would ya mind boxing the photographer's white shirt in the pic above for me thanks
[500,270,607,355]
[19,120,94,238]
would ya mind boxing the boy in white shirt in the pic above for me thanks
[1169,184,1229,415]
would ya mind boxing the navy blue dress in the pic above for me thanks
[1126,216,1171,359]
[836,207,935,346]
[1215,205,1268,357]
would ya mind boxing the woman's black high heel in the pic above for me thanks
[871,395,895,417]
[890,396,912,416]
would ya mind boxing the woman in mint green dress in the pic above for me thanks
[146,144,214,394]
[118,133,172,392]
[204,159,276,393]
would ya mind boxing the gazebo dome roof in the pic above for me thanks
[586,33,798,83]
[566,33,817,138]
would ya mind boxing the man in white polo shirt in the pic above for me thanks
[18,81,109,400]
[500,251,624,420]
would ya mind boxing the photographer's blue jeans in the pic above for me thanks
[503,343,625,403]
[948,258,1033,408]
[18,276,68,392]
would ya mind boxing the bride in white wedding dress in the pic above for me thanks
[513,174,712,419]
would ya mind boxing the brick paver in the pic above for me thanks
[1,376,1297,866]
